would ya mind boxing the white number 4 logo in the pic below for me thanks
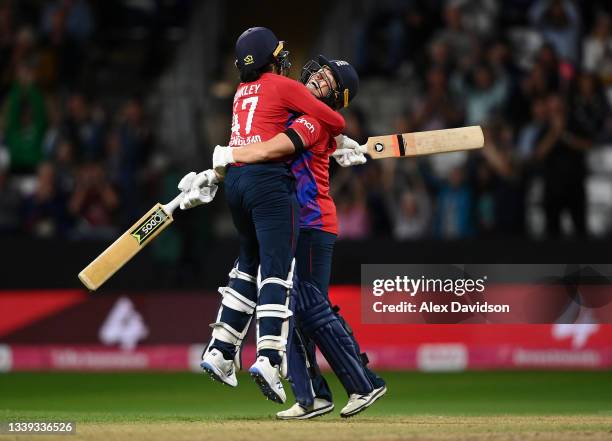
[99,297,149,350]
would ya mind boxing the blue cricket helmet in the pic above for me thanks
[318,55,359,108]
[235,27,285,71]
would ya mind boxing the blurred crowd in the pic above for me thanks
[329,0,612,239]
[1,0,612,242]
[0,0,192,239]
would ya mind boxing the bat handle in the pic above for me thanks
[162,193,183,215]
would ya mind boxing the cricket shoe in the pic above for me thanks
[340,385,387,418]
[200,348,238,387]
[276,399,334,420]
[248,356,286,404]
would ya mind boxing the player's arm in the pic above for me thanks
[230,129,306,163]
[214,117,322,171]
[277,79,345,136]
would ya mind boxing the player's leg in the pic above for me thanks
[331,304,386,390]
[244,165,300,403]
[277,327,334,420]
[201,169,259,386]
[282,229,334,412]
[278,230,335,418]
[307,228,385,390]
[297,228,386,417]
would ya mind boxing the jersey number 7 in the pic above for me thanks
[242,97,258,134]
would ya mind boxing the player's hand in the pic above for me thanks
[334,135,368,166]
[178,170,218,192]
[179,184,218,210]
[340,135,359,151]
[193,169,220,187]
[212,145,234,177]
[333,151,367,167]
[335,135,368,154]
[178,171,197,193]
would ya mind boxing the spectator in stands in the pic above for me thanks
[336,181,370,240]
[569,72,609,142]
[459,0,499,37]
[4,63,47,174]
[68,161,119,239]
[431,166,474,238]
[362,162,394,237]
[22,161,69,237]
[433,2,474,67]
[388,187,431,239]
[52,139,76,194]
[42,96,63,158]
[427,40,454,77]
[6,27,37,84]
[536,43,573,88]
[517,97,550,160]
[508,51,559,130]
[479,123,526,235]
[39,7,77,89]
[529,0,581,65]
[61,93,105,161]
[402,67,463,132]
[451,63,509,125]
[353,1,430,76]
[0,148,20,233]
[115,97,153,219]
[535,93,592,236]
[583,14,612,104]
[473,160,496,234]
[487,40,520,83]
[41,0,94,42]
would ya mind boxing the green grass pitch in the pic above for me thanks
[1,371,611,441]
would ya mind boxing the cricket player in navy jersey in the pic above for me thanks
[185,55,386,418]
[178,27,345,404]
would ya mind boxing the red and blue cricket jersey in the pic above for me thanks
[229,72,344,154]
[290,115,338,235]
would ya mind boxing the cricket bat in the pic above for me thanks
[365,126,484,159]
[78,194,183,291]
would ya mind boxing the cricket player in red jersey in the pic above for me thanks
[178,28,345,404]
[210,56,386,419]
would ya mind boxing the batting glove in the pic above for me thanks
[193,169,219,187]
[212,145,234,178]
[178,170,219,210]
[338,135,358,150]
[334,150,367,167]
[178,170,218,192]
[180,184,218,210]
[332,135,368,167]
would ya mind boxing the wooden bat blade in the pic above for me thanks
[78,203,174,291]
[366,126,484,159]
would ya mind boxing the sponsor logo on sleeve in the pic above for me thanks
[295,117,315,134]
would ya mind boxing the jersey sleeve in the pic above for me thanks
[276,77,345,136]
[289,115,326,152]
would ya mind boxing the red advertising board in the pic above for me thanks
[0,287,610,372]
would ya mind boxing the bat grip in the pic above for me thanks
[162,193,183,215]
